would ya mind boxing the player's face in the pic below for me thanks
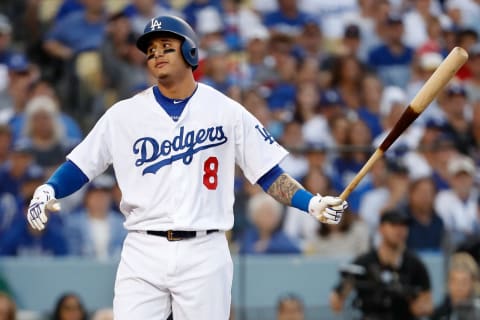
[146,37,189,82]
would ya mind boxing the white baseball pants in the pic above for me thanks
[113,231,233,319]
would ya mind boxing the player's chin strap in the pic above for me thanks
[147,49,176,60]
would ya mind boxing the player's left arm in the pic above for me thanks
[257,165,347,224]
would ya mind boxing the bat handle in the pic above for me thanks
[339,149,384,201]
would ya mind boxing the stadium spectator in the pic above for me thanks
[262,0,312,37]
[181,0,222,29]
[292,81,331,147]
[374,86,421,156]
[406,51,444,124]
[330,210,433,319]
[416,16,445,55]
[0,124,10,165]
[65,174,126,260]
[339,24,365,62]
[43,0,107,62]
[200,41,238,96]
[0,166,68,256]
[91,308,113,320]
[356,73,383,139]
[291,19,326,64]
[0,14,12,105]
[21,95,75,174]
[266,38,297,120]
[0,53,37,129]
[27,80,83,143]
[435,155,479,249]
[276,293,304,320]
[278,121,308,181]
[432,252,480,319]
[239,193,301,255]
[329,54,365,110]
[237,24,275,90]
[464,43,480,103]
[359,158,410,239]
[331,118,373,197]
[0,14,12,66]
[0,140,39,197]
[439,83,475,155]
[402,0,436,49]
[403,176,446,253]
[318,90,345,124]
[0,292,15,320]
[122,0,180,35]
[51,293,88,320]
[367,13,415,88]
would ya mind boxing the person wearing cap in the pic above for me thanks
[199,40,238,96]
[406,51,444,124]
[440,82,475,155]
[359,158,410,238]
[434,155,479,249]
[65,174,126,259]
[0,164,68,257]
[339,23,367,61]
[367,12,415,88]
[238,24,276,89]
[374,86,420,156]
[0,139,39,198]
[330,209,433,319]
[0,52,35,123]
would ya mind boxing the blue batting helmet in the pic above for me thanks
[136,15,199,70]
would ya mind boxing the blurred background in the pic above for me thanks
[1,0,480,319]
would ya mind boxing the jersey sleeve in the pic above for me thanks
[66,111,113,180]
[234,107,288,184]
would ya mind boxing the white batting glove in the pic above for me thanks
[27,184,61,230]
[308,194,348,224]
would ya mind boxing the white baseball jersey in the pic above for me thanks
[67,83,288,231]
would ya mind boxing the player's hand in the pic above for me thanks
[27,184,61,230]
[308,194,347,224]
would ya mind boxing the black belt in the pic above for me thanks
[146,229,219,241]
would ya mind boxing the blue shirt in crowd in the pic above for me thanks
[45,11,106,54]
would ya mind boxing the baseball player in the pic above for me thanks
[27,15,348,320]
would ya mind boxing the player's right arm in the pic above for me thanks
[27,160,89,230]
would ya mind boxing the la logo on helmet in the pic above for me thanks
[150,19,162,31]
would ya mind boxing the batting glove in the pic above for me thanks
[308,194,348,224]
[27,184,61,230]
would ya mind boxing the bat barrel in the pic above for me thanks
[339,46,469,201]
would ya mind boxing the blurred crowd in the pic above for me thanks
[2,0,480,318]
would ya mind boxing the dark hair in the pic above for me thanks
[52,293,87,320]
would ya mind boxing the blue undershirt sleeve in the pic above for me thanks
[46,160,90,198]
[257,165,284,191]
[257,165,314,213]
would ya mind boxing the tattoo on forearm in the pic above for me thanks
[267,173,303,206]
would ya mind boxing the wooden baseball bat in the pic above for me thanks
[339,46,468,201]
